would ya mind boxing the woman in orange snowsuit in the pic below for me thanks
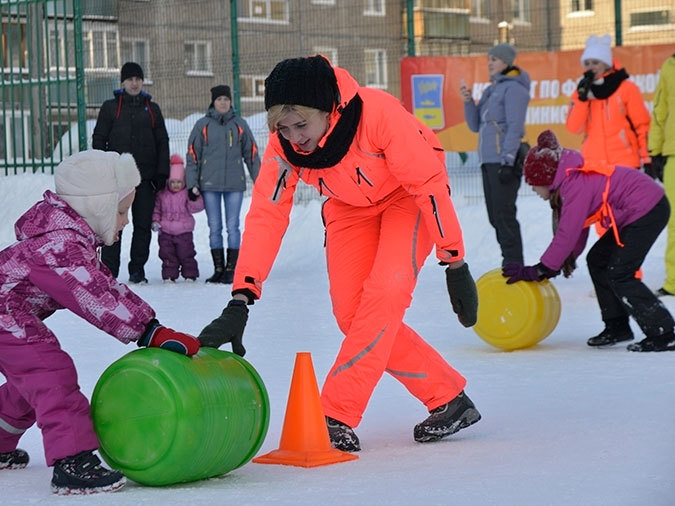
[566,35,651,170]
[198,55,481,452]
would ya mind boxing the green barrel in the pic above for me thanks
[90,347,269,486]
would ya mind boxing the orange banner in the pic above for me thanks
[400,43,674,152]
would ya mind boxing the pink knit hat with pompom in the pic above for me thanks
[523,130,562,186]
[169,153,185,182]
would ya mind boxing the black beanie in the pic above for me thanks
[210,85,232,104]
[121,61,144,82]
[264,55,339,112]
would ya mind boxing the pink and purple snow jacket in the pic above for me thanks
[540,149,665,271]
[152,187,204,236]
[0,190,155,344]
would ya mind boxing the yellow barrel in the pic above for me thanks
[473,268,561,350]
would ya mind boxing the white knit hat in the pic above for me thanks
[580,34,613,67]
[54,150,140,246]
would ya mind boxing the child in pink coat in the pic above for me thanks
[152,154,204,282]
[0,150,200,495]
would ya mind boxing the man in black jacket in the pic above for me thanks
[92,62,170,283]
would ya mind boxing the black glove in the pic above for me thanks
[498,164,517,184]
[198,299,248,356]
[188,187,200,201]
[646,155,666,182]
[151,175,167,192]
[445,263,478,328]
[576,70,595,102]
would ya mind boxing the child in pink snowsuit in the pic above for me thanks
[0,150,199,495]
[152,154,204,282]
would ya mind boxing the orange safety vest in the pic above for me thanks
[567,162,624,247]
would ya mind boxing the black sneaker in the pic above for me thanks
[414,391,481,443]
[326,416,361,452]
[51,451,125,495]
[128,272,148,284]
[587,324,634,347]
[627,332,675,352]
[656,287,675,297]
[0,448,29,470]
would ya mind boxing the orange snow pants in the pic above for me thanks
[320,187,466,428]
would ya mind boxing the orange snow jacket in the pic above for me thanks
[232,65,465,300]
[566,66,651,168]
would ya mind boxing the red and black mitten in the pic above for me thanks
[138,319,200,356]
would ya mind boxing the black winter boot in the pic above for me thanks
[627,331,675,352]
[587,318,634,347]
[414,391,481,443]
[221,248,239,285]
[326,416,361,452]
[51,450,125,495]
[205,248,225,284]
[0,448,29,469]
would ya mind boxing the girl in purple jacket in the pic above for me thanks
[0,151,200,495]
[502,130,675,352]
[152,154,204,282]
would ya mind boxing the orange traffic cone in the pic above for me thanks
[252,352,358,467]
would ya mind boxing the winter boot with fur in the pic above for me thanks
[326,416,361,452]
[627,331,675,352]
[205,248,225,284]
[587,317,634,347]
[221,248,239,284]
[414,391,482,443]
[0,448,29,470]
[51,450,125,495]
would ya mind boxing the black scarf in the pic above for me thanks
[591,68,629,99]
[277,94,363,169]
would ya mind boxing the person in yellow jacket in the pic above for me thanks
[566,35,651,170]
[197,55,481,451]
[649,54,675,296]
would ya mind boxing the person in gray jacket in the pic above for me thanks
[460,43,530,267]
[186,85,260,284]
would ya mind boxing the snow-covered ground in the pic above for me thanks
[1,173,674,505]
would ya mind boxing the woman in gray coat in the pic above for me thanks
[186,85,260,283]
[460,43,530,267]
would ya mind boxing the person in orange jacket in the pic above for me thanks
[566,35,651,171]
[198,55,481,451]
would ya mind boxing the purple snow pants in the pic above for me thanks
[158,231,199,281]
[0,332,99,465]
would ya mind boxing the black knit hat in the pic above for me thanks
[210,85,232,104]
[264,55,339,112]
[121,62,144,82]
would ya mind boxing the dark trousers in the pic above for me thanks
[481,163,524,266]
[101,179,156,278]
[158,231,199,280]
[587,196,674,337]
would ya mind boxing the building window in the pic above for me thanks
[471,0,490,19]
[512,0,530,23]
[570,0,593,12]
[240,75,266,101]
[82,27,119,71]
[239,0,289,23]
[184,41,212,76]
[121,39,150,81]
[364,49,387,89]
[1,22,27,71]
[630,9,671,28]
[311,0,334,4]
[313,46,338,66]
[364,0,385,16]
[47,27,75,71]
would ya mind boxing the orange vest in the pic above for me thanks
[567,162,624,247]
